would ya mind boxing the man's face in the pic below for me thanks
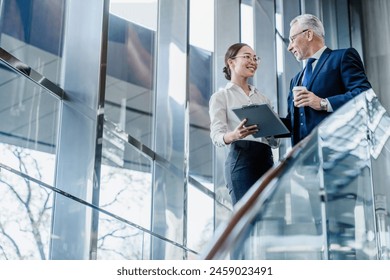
[288,23,310,61]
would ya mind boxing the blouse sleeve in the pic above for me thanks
[209,92,229,147]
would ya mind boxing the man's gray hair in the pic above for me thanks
[290,14,325,39]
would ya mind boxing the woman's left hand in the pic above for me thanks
[237,119,258,139]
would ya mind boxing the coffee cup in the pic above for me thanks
[292,86,307,101]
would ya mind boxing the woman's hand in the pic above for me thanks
[223,119,259,144]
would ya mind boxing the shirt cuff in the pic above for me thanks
[325,98,333,112]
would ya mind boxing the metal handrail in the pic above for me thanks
[0,47,65,100]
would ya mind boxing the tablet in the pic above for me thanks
[232,104,290,138]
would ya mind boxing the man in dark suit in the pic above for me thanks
[285,14,371,146]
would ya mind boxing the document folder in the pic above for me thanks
[232,104,290,138]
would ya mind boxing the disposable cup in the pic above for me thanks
[292,86,307,101]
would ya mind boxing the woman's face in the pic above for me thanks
[228,46,258,79]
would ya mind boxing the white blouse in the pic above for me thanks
[209,82,279,148]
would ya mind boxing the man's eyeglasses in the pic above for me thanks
[231,54,261,64]
[289,29,309,43]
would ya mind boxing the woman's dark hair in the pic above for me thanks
[223,43,249,80]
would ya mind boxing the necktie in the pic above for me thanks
[302,58,316,86]
[296,57,315,143]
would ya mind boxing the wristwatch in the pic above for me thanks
[320,98,328,111]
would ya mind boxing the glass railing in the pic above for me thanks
[0,48,59,259]
[0,47,62,187]
[202,89,390,260]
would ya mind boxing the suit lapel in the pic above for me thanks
[294,70,305,87]
[307,48,332,88]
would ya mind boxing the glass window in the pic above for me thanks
[0,60,60,185]
[0,0,65,84]
[106,0,157,147]
[0,168,54,259]
[188,0,214,188]
[241,0,254,47]
[187,185,214,252]
[100,126,152,230]
[97,211,151,260]
[188,46,213,187]
[189,0,214,51]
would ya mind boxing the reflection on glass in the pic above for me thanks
[188,0,214,191]
[0,0,65,84]
[105,5,156,147]
[318,91,376,260]
[0,63,60,184]
[189,46,213,187]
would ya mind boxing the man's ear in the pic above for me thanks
[307,30,314,41]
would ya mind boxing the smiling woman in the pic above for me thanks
[209,43,280,208]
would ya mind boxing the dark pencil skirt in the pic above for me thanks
[225,140,273,205]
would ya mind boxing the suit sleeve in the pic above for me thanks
[284,79,294,129]
[328,48,371,110]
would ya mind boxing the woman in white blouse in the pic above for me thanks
[209,43,279,205]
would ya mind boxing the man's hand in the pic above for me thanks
[293,88,322,110]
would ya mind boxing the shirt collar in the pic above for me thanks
[310,45,327,60]
[225,81,257,95]
[225,81,236,89]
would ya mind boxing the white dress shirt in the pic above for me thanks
[306,46,333,112]
[209,81,279,148]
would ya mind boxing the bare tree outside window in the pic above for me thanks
[0,144,54,260]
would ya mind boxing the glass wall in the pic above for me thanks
[0,0,65,83]
[105,1,156,146]
[0,0,62,260]
[100,0,219,259]
[0,51,61,260]
[101,0,157,259]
